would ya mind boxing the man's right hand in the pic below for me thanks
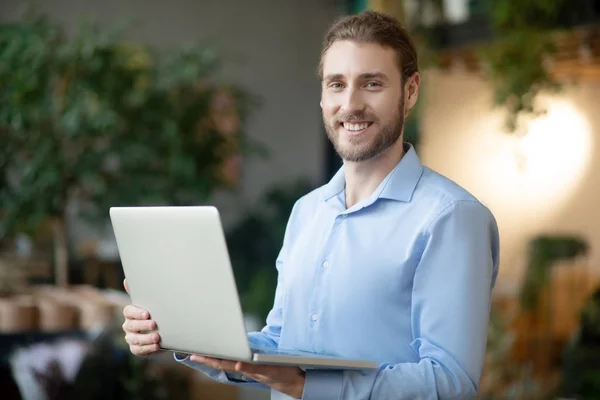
[122,278,162,356]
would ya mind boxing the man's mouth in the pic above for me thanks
[339,121,373,135]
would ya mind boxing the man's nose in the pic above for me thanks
[341,88,365,114]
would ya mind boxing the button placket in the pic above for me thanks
[307,213,341,335]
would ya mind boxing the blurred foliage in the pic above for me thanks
[0,257,26,295]
[520,235,588,311]
[405,0,569,133]
[480,234,592,399]
[402,0,446,71]
[479,311,542,400]
[480,0,567,132]
[561,287,600,399]
[0,11,262,240]
[226,179,315,321]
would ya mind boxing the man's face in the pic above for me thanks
[321,41,406,163]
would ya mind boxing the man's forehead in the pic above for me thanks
[322,41,399,78]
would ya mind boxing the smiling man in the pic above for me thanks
[122,10,499,399]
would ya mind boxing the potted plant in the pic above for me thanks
[0,12,260,287]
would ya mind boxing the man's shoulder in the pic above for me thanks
[416,166,490,214]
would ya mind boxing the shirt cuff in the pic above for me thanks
[302,370,343,400]
[173,353,189,362]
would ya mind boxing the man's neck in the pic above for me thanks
[344,140,406,209]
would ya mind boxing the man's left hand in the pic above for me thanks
[190,354,306,399]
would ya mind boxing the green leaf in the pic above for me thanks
[0,11,264,239]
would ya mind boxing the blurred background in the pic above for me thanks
[1,0,599,399]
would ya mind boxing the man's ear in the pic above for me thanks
[320,100,323,108]
[406,72,420,111]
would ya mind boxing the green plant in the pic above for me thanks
[0,257,26,295]
[479,311,543,400]
[520,235,588,311]
[0,12,261,286]
[561,287,600,399]
[480,0,567,132]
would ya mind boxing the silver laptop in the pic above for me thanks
[109,206,378,370]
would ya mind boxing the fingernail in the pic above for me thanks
[191,355,204,363]
[142,312,148,319]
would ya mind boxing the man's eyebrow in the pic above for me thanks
[323,74,344,82]
[322,72,389,82]
[359,72,389,81]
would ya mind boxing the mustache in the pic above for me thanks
[336,112,376,123]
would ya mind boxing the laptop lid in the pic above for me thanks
[109,206,252,361]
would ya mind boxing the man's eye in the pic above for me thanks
[366,82,381,88]
[329,83,343,89]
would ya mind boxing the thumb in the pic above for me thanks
[123,278,130,295]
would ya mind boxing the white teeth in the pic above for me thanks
[343,122,370,131]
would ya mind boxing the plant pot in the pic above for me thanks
[38,300,78,332]
[0,296,38,333]
[78,300,116,330]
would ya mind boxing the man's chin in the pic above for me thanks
[336,145,374,163]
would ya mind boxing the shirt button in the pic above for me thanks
[311,314,318,321]
[322,261,329,268]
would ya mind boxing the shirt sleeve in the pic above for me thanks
[247,236,287,349]
[302,200,500,399]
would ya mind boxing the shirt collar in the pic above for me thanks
[321,143,424,204]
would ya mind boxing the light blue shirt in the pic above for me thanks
[176,144,500,399]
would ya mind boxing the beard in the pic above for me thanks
[324,95,405,163]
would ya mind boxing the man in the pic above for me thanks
[122,10,499,399]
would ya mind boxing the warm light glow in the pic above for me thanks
[420,71,597,283]
[476,98,592,229]
[518,102,591,197]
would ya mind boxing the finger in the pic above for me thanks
[236,363,272,383]
[207,358,238,372]
[125,332,160,346]
[123,305,150,320]
[191,355,217,364]
[124,278,130,295]
[191,355,237,373]
[122,319,156,333]
[235,362,264,375]
[130,343,161,357]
